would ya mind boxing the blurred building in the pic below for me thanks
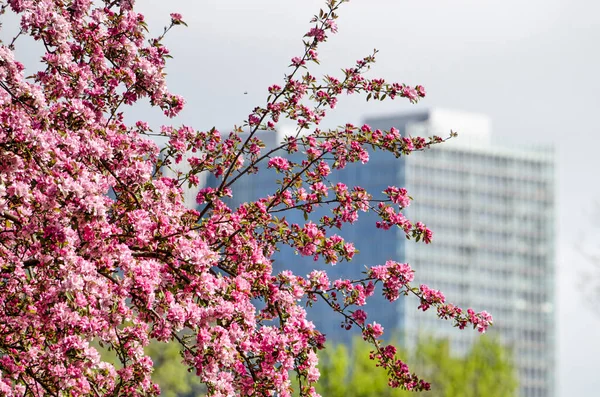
[364,110,555,397]
[159,150,208,207]
[204,110,556,397]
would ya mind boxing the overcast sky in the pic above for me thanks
[4,0,600,395]
[133,1,598,395]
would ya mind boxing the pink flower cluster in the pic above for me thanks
[468,309,494,333]
[384,186,411,208]
[369,261,415,302]
[418,284,446,311]
[267,156,291,171]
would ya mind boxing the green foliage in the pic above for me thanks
[94,339,206,397]
[315,335,517,397]
[459,336,518,397]
[144,341,206,397]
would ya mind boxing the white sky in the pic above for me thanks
[4,0,600,395]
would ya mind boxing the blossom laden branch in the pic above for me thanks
[0,0,489,396]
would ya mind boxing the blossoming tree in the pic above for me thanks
[0,0,492,396]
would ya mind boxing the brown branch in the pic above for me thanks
[0,211,21,226]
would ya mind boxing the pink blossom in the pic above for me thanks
[267,156,291,171]
[352,309,367,325]
[249,114,261,125]
[384,186,411,208]
[326,19,338,33]
[364,322,384,339]
[170,13,184,24]
[306,27,326,42]
[291,56,306,66]
[310,182,328,196]
[418,284,446,311]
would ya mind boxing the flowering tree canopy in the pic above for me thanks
[0,0,492,396]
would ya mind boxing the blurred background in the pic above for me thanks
[133,1,599,395]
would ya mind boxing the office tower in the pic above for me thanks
[363,109,555,397]
[204,110,556,397]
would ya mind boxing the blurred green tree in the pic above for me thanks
[145,341,206,397]
[95,339,206,397]
[315,335,517,397]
